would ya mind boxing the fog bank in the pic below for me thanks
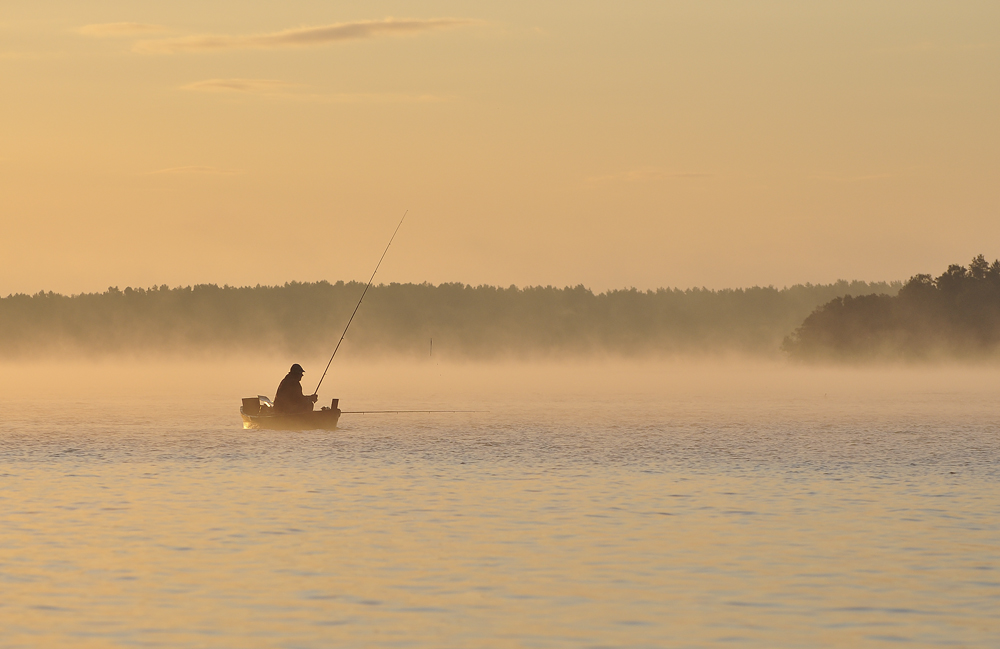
[6,359,998,424]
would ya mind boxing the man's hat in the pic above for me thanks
[290,363,305,374]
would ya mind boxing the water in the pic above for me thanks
[1,360,998,648]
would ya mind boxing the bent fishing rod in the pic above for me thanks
[313,210,407,395]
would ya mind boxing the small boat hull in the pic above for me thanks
[240,408,341,430]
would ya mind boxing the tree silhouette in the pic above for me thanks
[0,279,899,359]
[783,255,1000,360]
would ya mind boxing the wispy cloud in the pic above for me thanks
[961,42,999,52]
[147,166,242,176]
[809,173,897,183]
[136,17,476,54]
[588,167,712,183]
[875,41,999,55]
[78,22,169,38]
[182,78,300,93]
[317,92,447,104]
[0,50,62,60]
[873,41,940,56]
[181,78,449,103]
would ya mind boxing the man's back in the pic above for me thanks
[274,371,313,413]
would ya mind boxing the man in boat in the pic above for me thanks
[274,364,319,414]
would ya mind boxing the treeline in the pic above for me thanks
[0,279,900,359]
[783,255,1000,361]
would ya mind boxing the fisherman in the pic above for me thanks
[274,364,319,413]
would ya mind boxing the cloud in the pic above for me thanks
[182,78,299,93]
[809,173,897,183]
[147,166,242,176]
[0,51,62,60]
[875,41,999,56]
[78,22,169,38]
[873,41,940,56]
[961,42,999,52]
[318,92,447,104]
[135,17,476,54]
[588,167,712,183]
[181,78,449,103]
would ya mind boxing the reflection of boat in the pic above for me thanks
[240,396,342,430]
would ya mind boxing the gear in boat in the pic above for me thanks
[240,395,341,430]
[241,364,341,430]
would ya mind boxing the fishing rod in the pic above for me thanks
[313,210,408,395]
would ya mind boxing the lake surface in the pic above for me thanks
[1,360,998,648]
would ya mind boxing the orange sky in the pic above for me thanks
[1,1,998,295]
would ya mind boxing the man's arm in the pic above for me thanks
[296,381,319,404]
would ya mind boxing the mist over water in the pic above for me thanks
[2,359,998,647]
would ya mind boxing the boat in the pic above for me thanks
[240,396,342,430]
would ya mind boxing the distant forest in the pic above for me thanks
[0,280,900,359]
[784,255,1000,361]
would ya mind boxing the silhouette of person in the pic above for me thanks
[274,364,319,413]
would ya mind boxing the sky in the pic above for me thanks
[1,1,998,295]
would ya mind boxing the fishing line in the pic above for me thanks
[340,410,486,415]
